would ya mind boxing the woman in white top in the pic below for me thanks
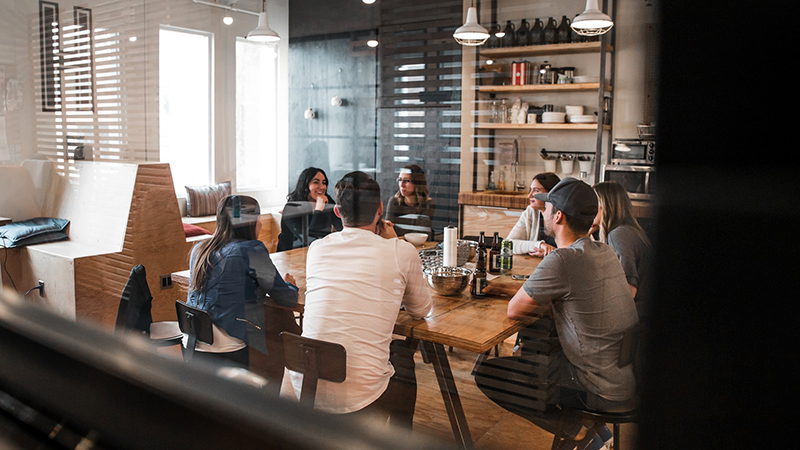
[505,172,560,256]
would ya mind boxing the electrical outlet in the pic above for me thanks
[37,280,45,298]
[160,274,173,290]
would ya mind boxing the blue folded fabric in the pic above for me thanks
[0,217,70,248]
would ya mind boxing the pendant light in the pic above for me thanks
[570,0,614,36]
[247,0,280,43]
[453,4,489,46]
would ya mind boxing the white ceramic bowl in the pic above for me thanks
[569,115,597,123]
[572,75,599,84]
[565,105,584,116]
[405,232,428,246]
[542,112,566,123]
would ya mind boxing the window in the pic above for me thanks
[159,26,213,193]
[235,38,278,191]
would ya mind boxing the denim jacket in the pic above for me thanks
[187,240,298,343]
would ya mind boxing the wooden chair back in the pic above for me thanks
[280,332,346,407]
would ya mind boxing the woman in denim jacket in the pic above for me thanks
[187,195,298,369]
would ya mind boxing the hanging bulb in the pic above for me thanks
[223,15,233,25]
[453,7,489,46]
[571,0,614,36]
[247,0,280,42]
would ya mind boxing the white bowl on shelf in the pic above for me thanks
[565,105,584,116]
[569,115,597,123]
[572,75,599,84]
[541,112,566,123]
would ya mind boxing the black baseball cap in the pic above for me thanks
[532,177,598,220]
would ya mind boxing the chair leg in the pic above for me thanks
[550,409,568,450]
[614,423,621,450]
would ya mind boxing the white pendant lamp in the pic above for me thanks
[453,6,489,46]
[247,0,280,43]
[571,0,614,36]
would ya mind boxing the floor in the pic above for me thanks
[406,336,638,450]
[166,336,637,450]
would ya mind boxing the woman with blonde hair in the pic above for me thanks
[592,181,652,320]
[385,164,436,237]
[187,195,298,369]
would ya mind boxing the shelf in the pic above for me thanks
[480,41,613,58]
[476,123,610,131]
[476,82,611,94]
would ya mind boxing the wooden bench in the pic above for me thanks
[1,162,190,328]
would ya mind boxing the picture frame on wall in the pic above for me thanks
[39,0,59,112]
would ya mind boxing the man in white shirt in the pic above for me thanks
[291,171,432,428]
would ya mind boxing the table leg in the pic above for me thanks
[420,341,475,450]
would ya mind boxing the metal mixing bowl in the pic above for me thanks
[423,266,472,296]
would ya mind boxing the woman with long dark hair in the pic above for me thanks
[592,180,653,320]
[187,195,298,369]
[505,172,560,256]
[385,164,436,237]
[277,167,343,252]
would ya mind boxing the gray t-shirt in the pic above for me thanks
[522,237,639,401]
[607,225,652,305]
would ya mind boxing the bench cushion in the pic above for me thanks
[0,217,69,248]
[185,181,231,217]
[183,222,212,237]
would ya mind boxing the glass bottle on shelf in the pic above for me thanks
[570,14,581,43]
[499,98,508,124]
[516,19,530,47]
[501,20,516,48]
[543,17,558,45]
[557,15,572,44]
[487,23,501,48]
[490,100,499,124]
[529,18,543,45]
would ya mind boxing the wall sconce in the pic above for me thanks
[304,108,316,119]
[331,96,343,107]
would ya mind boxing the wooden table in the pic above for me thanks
[173,243,542,449]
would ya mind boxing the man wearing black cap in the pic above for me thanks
[474,177,639,449]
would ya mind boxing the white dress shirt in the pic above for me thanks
[290,227,432,413]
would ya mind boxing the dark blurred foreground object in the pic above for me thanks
[0,290,449,450]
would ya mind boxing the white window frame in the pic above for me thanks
[158,25,215,194]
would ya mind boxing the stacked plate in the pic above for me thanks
[572,75,599,84]
[569,115,597,124]
[541,112,566,124]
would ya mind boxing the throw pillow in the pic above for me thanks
[185,181,231,217]
[183,222,211,237]
[0,217,70,248]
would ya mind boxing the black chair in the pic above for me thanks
[115,265,182,347]
[176,300,214,363]
[280,332,346,407]
[550,323,645,450]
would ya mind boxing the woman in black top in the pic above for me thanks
[277,167,342,251]
[385,164,436,237]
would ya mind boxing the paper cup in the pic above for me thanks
[544,159,557,173]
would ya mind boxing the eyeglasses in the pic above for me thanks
[397,178,412,184]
